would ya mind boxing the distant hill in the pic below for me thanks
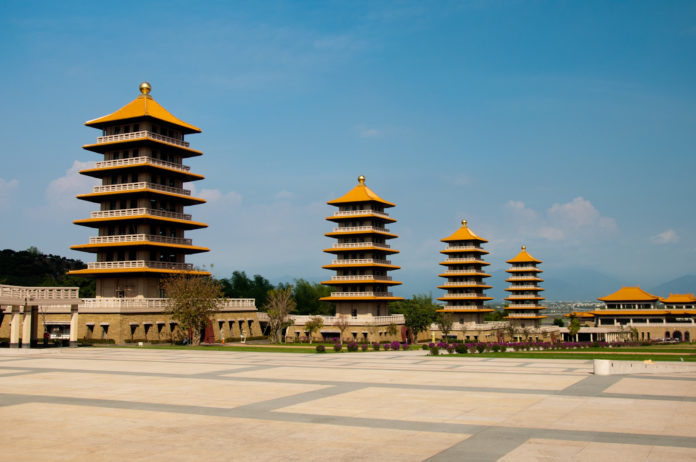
[651,275,696,297]
[0,248,95,297]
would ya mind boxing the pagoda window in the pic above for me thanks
[133,124,139,132]
[113,152,120,160]
[114,126,121,135]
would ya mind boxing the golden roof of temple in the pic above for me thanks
[85,82,201,133]
[326,175,396,207]
[441,219,488,243]
[597,286,659,302]
[506,245,542,264]
[661,293,696,304]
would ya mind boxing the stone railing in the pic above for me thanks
[441,293,488,299]
[89,208,192,221]
[506,285,542,290]
[505,312,543,318]
[330,275,393,281]
[95,156,191,172]
[96,130,190,148]
[0,284,80,304]
[92,182,191,196]
[288,314,405,326]
[329,291,394,298]
[443,246,484,252]
[506,295,544,300]
[86,260,194,271]
[330,258,392,265]
[440,282,490,287]
[441,270,490,275]
[440,258,488,264]
[507,304,543,309]
[80,297,256,313]
[333,209,391,219]
[332,226,389,233]
[506,276,543,281]
[88,234,193,246]
[446,321,509,331]
[332,242,391,249]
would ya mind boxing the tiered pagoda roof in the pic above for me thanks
[504,246,546,321]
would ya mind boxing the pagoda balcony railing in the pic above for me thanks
[87,260,194,271]
[506,276,542,281]
[330,291,394,297]
[330,258,392,265]
[505,312,543,317]
[441,282,490,287]
[332,242,391,249]
[509,265,539,270]
[333,209,390,219]
[90,208,192,221]
[93,182,191,196]
[96,130,190,148]
[88,234,193,246]
[94,156,191,172]
[506,285,542,290]
[330,275,393,281]
[442,305,488,310]
[506,295,544,300]
[441,258,488,264]
[80,297,255,313]
[444,245,483,251]
[288,314,405,326]
[443,293,487,299]
[332,226,389,233]
[442,270,490,275]
[507,304,542,308]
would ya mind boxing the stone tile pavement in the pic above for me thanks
[0,348,695,461]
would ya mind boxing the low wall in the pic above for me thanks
[594,359,696,375]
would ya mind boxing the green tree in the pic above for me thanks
[553,318,565,327]
[484,309,505,321]
[390,294,437,341]
[435,312,454,342]
[568,316,581,339]
[265,286,296,343]
[293,279,334,315]
[163,272,224,346]
[304,316,324,344]
[220,271,274,308]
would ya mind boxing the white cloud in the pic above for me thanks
[45,160,98,210]
[0,178,19,208]
[359,127,381,138]
[198,188,243,206]
[504,196,617,244]
[274,190,294,200]
[652,229,679,244]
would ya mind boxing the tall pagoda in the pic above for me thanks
[320,175,403,317]
[69,82,209,298]
[437,219,494,323]
[504,246,546,327]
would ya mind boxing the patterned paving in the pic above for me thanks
[1,348,695,461]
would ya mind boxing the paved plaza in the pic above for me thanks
[1,348,695,461]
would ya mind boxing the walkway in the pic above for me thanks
[0,349,695,461]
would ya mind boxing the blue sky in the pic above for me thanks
[0,0,694,297]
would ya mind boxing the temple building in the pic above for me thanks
[320,175,403,317]
[436,219,494,324]
[504,246,546,328]
[68,82,210,297]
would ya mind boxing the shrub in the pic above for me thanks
[347,342,359,352]
[491,345,501,353]
[333,343,343,352]
[372,342,381,351]
[391,341,401,351]
[360,343,369,351]
[476,344,486,354]
[455,344,467,354]
[446,344,455,354]
[383,342,391,351]
[315,344,326,353]
[430,346,440,355]
[422,344,429,350]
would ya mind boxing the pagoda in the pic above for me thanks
[436,219,494,323]
[504,246,546,327]
[320,175,403,317]
[69,82,210,298]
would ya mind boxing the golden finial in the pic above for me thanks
[139,82,152,95]
[358,175,365,184]
[461,219,467,226]
[522,245,526,250]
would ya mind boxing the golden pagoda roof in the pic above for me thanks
[506,246,542,264]
[326,176,395,207]
[441,220,488,243]
[661,293,696,304]
[597,286,659,302]
[85,82,201,134]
